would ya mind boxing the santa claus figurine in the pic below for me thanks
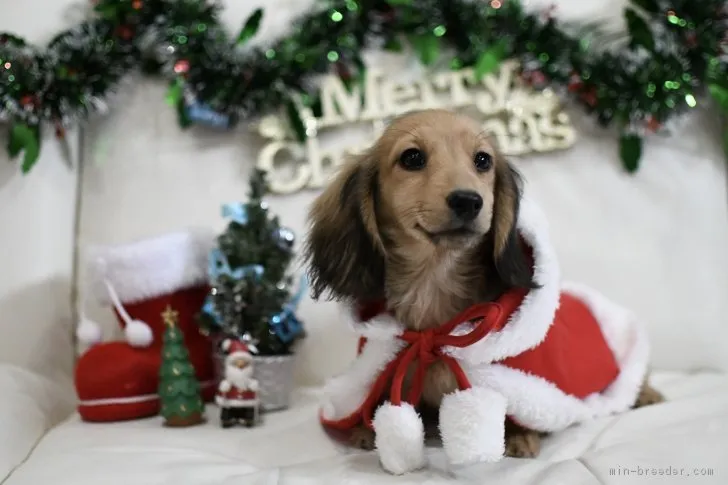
[215,339,260,428]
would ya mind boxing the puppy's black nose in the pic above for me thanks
[446,190,483,221]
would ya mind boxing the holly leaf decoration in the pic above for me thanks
[708,83,728,158]
[409,34,440,66]
[165,78,184,107]
[300,92,323,118]
[625,8,654,51]
[285,97,307,143]
[7,125,23,159]
[8,123,41,174]
[353,55,367,91]
[708,84,728,113]
[619,133,642,173]
[176,100,192,129]
[310,96,323,118]
[237,8,263,46]
[474,40,508,81]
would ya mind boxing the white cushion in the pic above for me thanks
[0,364,74,483]
[5,373,727,484]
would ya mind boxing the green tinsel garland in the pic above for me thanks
[1,0,726,174]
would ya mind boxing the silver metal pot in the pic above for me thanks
[214,349,296,412]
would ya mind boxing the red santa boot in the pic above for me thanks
[74,229,217,422]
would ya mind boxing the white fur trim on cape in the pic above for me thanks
[320,308,405,421]
[85,228,215,304]
[443,197,561,364]
[342,303,405,340]
[373,403,426,475]
[439,387,506,466]
[463,284,650,432]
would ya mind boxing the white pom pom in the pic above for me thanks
[125,319,153,347]
[76,318,103,346]
[373,402,426,475]
[440,387,507,466]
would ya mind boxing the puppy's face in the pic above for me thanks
[304,109,530,302]
[373,111,497,250]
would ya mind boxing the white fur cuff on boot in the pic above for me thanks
[372,402,426,475]
[440,387,508,466]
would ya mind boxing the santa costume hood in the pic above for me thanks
[319,197,650,475]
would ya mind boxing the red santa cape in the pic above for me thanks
[318,198,650,475]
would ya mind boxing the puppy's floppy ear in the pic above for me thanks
[303,151,385,302]
[490,158,538,289]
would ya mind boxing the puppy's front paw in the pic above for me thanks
[504,429,541,458]
[350,425,376,450]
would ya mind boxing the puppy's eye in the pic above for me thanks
[399,148,426,171]
[474,151,493,172]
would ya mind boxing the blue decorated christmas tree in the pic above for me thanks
[198,169,306,355]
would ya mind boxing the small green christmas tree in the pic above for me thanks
[198,169,306,355]
[159,305,205,427]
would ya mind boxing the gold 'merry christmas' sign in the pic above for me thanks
[256,61,576,195]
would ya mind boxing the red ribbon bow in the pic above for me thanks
[360,302,507,427]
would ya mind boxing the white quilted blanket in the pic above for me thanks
[4,372,727,485]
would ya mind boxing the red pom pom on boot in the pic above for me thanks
[74,230,217,422]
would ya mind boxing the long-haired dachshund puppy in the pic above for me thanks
[304,109,663,458]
